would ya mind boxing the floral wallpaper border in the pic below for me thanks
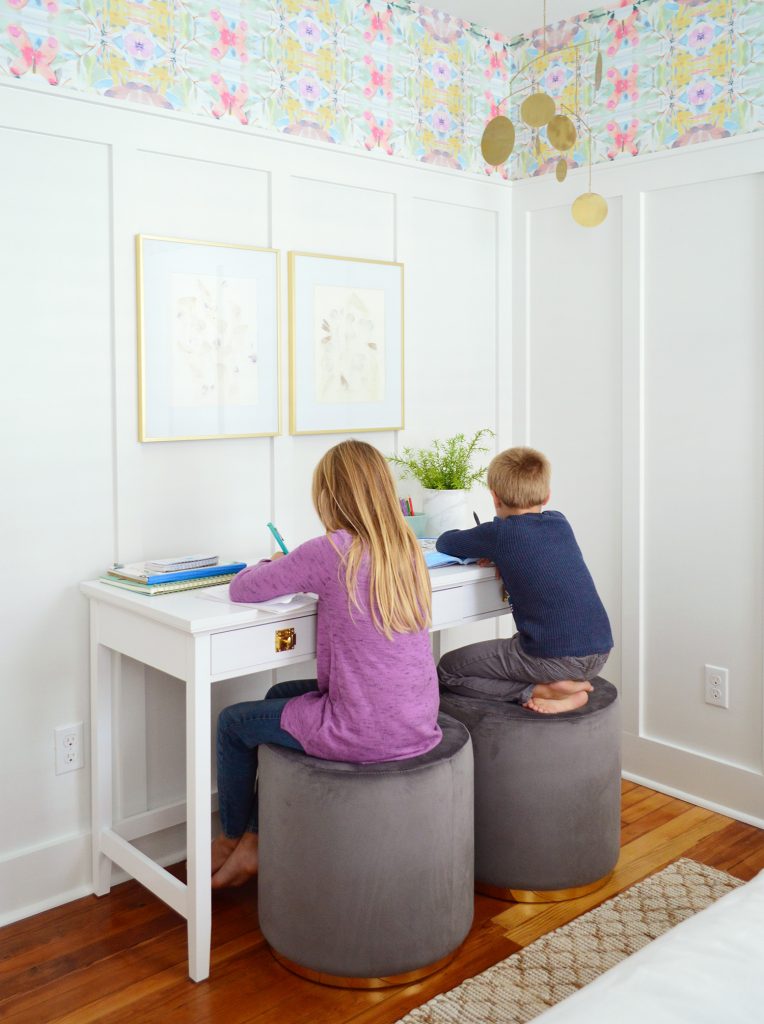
[1,0,762,178]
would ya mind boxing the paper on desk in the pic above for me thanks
[248,592,316,612]
[195,587,316,612]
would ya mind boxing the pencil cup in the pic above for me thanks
[404,513,428,539]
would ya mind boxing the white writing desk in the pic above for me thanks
[81,564,511,982]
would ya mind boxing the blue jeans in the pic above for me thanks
[216,679,317,837]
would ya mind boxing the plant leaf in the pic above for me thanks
[386,429,494,489]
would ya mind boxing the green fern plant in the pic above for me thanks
[388,430,494,490]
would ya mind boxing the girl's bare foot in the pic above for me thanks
[211,833,259,889]
[531,680,594,700]
[523,690,589,714]
[211,835,239,875]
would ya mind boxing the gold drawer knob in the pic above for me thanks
[275,627,296,652]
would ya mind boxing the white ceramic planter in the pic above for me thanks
[423,489,468,536]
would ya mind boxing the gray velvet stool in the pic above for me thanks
[257,714,474,987]
[440,677,620,902]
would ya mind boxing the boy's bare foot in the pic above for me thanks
[531,680,594,700]
[211,835,239,875]
[211,833,259,889]
[523,690,589,714]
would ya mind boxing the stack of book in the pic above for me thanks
[99,554,247,596]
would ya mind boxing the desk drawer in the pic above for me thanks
[210,617,317,675]
[432,578,507,629]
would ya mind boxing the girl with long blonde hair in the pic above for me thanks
[212,440,440,888]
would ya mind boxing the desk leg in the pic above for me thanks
[90,631,113,897]
[431,630,442,665]
[185,640,212,982]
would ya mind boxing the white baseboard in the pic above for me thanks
[622,770,764,831]
[622,733,764,831]
[0,832,92,927]
[0,823,189,928]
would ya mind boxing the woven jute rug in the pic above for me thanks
[395,859,741,1024]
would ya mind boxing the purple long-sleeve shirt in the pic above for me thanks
[229,530,441,763]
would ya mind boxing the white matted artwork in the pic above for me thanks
[289,251,403,435]
[137,235,280,441]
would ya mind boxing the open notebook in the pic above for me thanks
[418,538,478,569]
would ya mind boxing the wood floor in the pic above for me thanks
[2,781,763,1024]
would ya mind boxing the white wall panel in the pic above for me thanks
[405,199,500,655]
[512,135,764,824]
[128,151,274,564]
[127,152,277,811]
[643,174,764,769]
[524,200,623,691]
[131,151,271,248]
[404,199,498,525]
[273,175,398,553]
[0,129,113,849]
[288,177,396,260]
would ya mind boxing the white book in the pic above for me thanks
[143,554,219,573]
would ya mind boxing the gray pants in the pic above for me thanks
[438,635,610,705]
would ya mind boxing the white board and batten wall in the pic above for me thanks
[0,83,511,924]
[511,132,764,827]
[2,78,762,926]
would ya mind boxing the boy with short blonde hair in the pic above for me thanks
[487,447,551,510]
[436,446,612,713]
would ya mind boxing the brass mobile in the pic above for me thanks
[481,1,608,228]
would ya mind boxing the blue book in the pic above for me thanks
[108,561,247,585]
[424,551,478,569]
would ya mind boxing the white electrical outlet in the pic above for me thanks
[55,722,84,774]
[704,665,729,709]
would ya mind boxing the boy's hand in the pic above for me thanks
[477,557,502,581]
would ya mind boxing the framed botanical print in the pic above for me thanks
[288,251,404,435]
[137,235,280,441]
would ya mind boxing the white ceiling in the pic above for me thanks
[429,1,610,39]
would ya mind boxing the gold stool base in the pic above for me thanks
[476,871,613,903]
[270,946,459,989]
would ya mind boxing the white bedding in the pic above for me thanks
[534,867,764,1023]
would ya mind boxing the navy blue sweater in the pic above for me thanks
[437,511,613,658]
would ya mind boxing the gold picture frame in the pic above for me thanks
[137,234,281,442]
[288,251,404,436]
